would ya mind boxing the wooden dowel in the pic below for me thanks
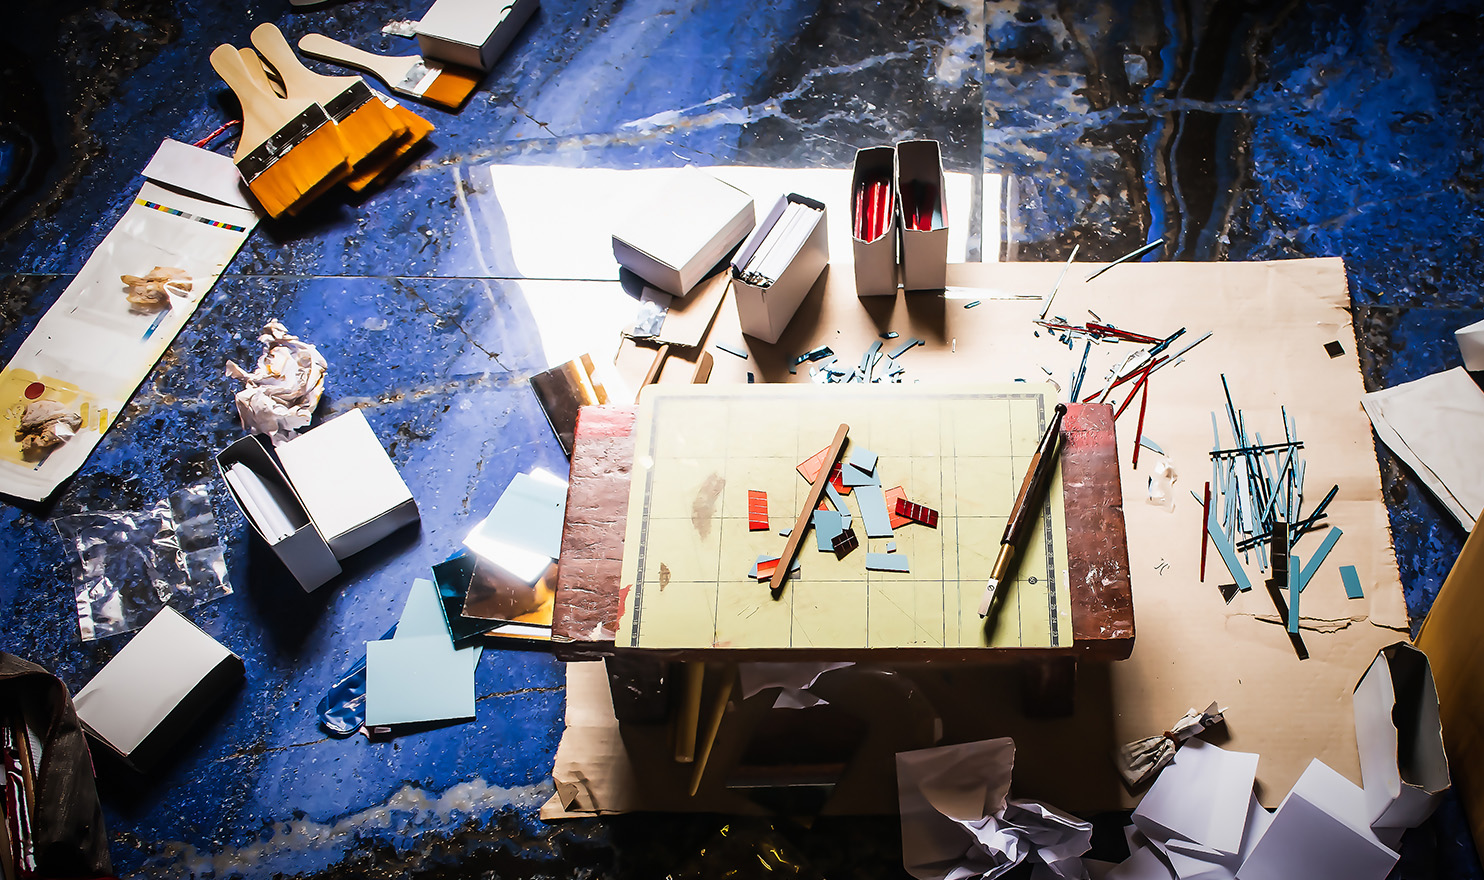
[673,660,705,762]
[770,423,849,596]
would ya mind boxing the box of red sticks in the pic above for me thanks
[896,139,948,291]
[851,146,897,296]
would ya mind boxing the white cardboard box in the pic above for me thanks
[275,408,420,559]
[217,434,342,591]
[1353,641,1450,830]
[611,166,755,296]
[731,193,829,344]
[217,409,419,590]
[73,607,243,770]
[896,139,948,291]
[415,0,538,72]
[851,145,896,297]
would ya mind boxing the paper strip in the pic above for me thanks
[1206,505,1252,592]
[854,484,895,538]
[1295,527,1342,593]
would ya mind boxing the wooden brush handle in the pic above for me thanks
[251,23,355,104]
[238,47,283,97]
[298,33,412,87]
[208,44,288,160]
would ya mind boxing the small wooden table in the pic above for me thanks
[551,401,1134,715]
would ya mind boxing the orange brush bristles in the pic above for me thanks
[419,65,481,110]
[248,123,352,217]
[333,97,408,172]
[345,103,435,192]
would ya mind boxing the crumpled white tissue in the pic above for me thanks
[225,320,327,445]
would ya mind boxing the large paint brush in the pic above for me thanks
[297,34,481,110]
[345,92,435,192]
[239,46,432,194]
[250,23,407,176]
[207,44,351,218]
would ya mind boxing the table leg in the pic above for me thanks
[673,660,706,762]
[689,662,736,797]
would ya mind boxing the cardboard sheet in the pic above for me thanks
[549,258,1408,813]
[1414,517,1484,857]
[614,384,1072,651]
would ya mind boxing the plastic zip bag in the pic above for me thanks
[57,482,230,641]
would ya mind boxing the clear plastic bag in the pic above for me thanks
[57,482,230,641]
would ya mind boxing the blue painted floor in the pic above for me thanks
[0,0,1481,877]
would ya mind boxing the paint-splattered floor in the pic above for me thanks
[0,0,1480,876]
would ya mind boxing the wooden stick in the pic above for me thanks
[690,350,714,384]
[1132,375,1150,468]
[673,659,705,762]
[1200,481,1212,582]
[637,343,671,403]
[770,423,849,596]
[688,663,736,797]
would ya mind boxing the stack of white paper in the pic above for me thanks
[1236,759,1398,880]
[1111,739,1400,880]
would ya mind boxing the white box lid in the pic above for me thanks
[613,167,754,276]
[275,409,415,546]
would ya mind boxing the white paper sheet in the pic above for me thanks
[364,577,479,728]
[1151,796,1274,880]
[142,138,256,211]
[1235,758,1398,880]
[1361,366,1484,530]
[1131,739,1258,856]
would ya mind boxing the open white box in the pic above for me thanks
[73,606,243,770]
[1353,641,1450,830]
[896,139,948,291]
[216,409,419,591]
[851,145,897,297]
[415,0,539,72]
[613,166,756,296]
[731,193,829,344]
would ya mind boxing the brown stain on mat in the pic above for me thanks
[658,563,671,591]
[691,472,725,539]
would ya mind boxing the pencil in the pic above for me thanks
[297,34,483,111]
[979,404,1066,618]
[251,24,407,176]
[208,44,352,218]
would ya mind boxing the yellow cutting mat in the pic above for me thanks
[614,384,1072,651]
